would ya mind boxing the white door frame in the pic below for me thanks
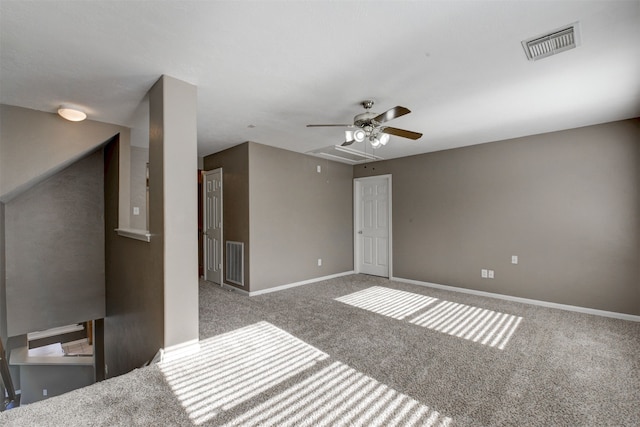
[203,168,223,284]
[353,174,393,278]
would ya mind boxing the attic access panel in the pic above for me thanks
[307,145,383,165]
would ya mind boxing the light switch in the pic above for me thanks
[481,269,488,278]
[317,165,321,173]
[511,255,518,264]
[133,207,140,215]
[488,270,495,279]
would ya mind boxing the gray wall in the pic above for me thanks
[203,142,354,293]
[104,139,163,377]
[203,143,251,288]
[5,149,106,336]
[0,202,6,343]
[19,363,94,405]
[129,146,149,230]
[1,81,198,378]
[0,103,129,384]
[104,75,199,374]
[249,143,353,291]
[0,104,129,202]
[354,119,640,315]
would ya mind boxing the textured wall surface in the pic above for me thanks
[248,143,353,292]
[103,139,163,377]
[129,146,148,230]
[0,104,127,201]
[5,149,105,336]
[203,143,251,288]
[355,119,640,315]
[203,142,354,292]
[0,202,6,342]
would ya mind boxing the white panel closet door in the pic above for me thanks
[356,176,390,277]
[203,169,223,284]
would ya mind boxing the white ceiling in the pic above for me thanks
[1,1,639,160]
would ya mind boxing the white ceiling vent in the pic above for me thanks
[307,145,383,164]
[522,22,581,61]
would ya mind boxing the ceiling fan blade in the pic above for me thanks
[373,106,411,124]
[381,127,423,140]
[341,139,355,147]
[306,124,354,128]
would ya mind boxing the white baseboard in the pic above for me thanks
[249,271,355,296]
[392,276,640,322]
[159,339,201,363]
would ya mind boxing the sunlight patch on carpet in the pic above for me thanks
[159,321,328,425]
[222,361,452,427]
[335,286,438,320]
[336,286,522,349]
[410,301,523,350]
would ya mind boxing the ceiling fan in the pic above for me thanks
[307,100,423,148]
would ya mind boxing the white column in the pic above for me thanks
[149,75,199,352]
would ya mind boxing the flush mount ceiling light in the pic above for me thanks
[58,104,87,122]
[522,22,581,61]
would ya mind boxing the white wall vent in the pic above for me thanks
[522,22,581,61]
[225,241,244,286]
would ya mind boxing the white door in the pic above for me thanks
[355,175,391,277]
[203,169,223,284]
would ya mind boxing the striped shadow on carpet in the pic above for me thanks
[334,286,438,320]
[159,321,451,426]
[222,360,451,427]
[159,322,329,424]
[336,286,522,350]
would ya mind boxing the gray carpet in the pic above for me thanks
[2,274,639,426]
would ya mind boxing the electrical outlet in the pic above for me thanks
[317,258,322,266]
[511,255,518,264]
[488,270,495,279]
[43,389,47,396]
[481,269,488,278]
[133,206,140,215]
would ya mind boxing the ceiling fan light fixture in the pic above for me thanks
[352,129,366,142]
[309,100,421,145]
[58,104,87,122]
[369,133,389,148]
